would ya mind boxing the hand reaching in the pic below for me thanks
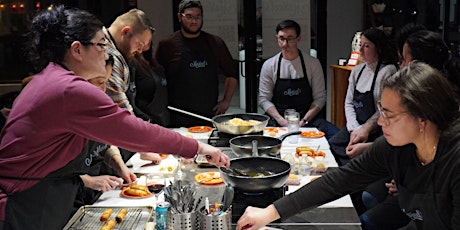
[80,175,123,192]
[236,205,280,230]
[197,142,230,168]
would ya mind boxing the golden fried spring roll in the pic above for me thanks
[100,208,113,222]
[100,219,116,230]
[115,208,128,223]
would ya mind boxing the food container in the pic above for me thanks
[63,206,153,230]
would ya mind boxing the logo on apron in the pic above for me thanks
[189,60,208,68]
[284,88,302,96]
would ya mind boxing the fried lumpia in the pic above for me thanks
[100,219,116,230]
[115,208,128,223]
[100,208,113,222]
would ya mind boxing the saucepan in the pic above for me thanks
[229,131,301,157]
[220,140,291,192]
[167,106,269,135]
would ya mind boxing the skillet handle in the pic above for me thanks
[252,140,259,157]
[278,131,302,141]
[167,106,213,122]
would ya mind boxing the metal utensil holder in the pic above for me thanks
[199,207,232,230]
[168,211,199,230]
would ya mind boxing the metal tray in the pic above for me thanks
[63,205,153,230]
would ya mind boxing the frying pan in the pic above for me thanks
[220,141,291,192]
[229,131,301,157]
[168,106,269,135]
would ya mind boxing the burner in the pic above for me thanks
[208,130,263,147]
[231,186,286,223]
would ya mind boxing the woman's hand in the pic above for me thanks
[139,152,163,165]
[236,205,280,230]
[346,142,372,158]
[197,142,230,168]
[80,174,123,192]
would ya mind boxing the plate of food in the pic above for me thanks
[300,131,325,138]
[188,126,213,133]
[194,172,224,185]
[120,184,153,199]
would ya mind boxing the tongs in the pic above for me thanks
[220,167,249,176]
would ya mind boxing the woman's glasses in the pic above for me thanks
[81,40,108,51]
[377,101,408,126]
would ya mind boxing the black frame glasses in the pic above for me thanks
[80,41,108,51]
[276,36,298,44]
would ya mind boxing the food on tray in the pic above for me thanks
[100,219,116,230]
[100,208,112,222]
[121,184,152,198]
[225,118,261,126]
[300,130,325,138]
[115,208,128,223]
[194,172,224,185]
[295,146,326,158]
[310,176,321,182]
[188,126,212,133]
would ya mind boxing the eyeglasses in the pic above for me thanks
[276,36,298,44]
[81,40,108,51]
[181,13,202,21]
[377,101,409,126]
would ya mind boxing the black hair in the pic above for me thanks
[405,30,449,71]
[394,22,427,54]
[362,28,399,66]
[276,20,301,37]
[24,5,103,72]
[178,0,203,14]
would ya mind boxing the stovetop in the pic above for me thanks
[231,186,286,222]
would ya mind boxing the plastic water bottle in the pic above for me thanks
[298,155,311,176]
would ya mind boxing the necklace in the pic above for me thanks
[420,145,437,166]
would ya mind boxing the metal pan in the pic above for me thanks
[168,106,269,135]
[229,131,301,157]
[219,157,291,192]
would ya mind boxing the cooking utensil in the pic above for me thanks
[221,185,234,212]
[167,106,269,135]
[219,156,291,192]
[229,131,301,157]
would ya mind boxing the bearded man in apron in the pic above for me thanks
[258,20,337,138]
[155,0,238,128]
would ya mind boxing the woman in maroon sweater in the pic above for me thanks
[0,5,229,230]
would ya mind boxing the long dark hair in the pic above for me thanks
[24,5,103,72]
[362,28,399,66]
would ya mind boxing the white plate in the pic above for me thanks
[129,154,178,175]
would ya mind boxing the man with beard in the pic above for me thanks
[104,9,162,163]
[156,0,238,127]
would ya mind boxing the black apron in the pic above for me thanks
[134,62,170,127]
[1,149,90,230]
[168,33,219,127]
[397,154,449,229]
[353,62,381,124]
[271,50,312,126]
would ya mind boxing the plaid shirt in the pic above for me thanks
[103,27,133,113]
